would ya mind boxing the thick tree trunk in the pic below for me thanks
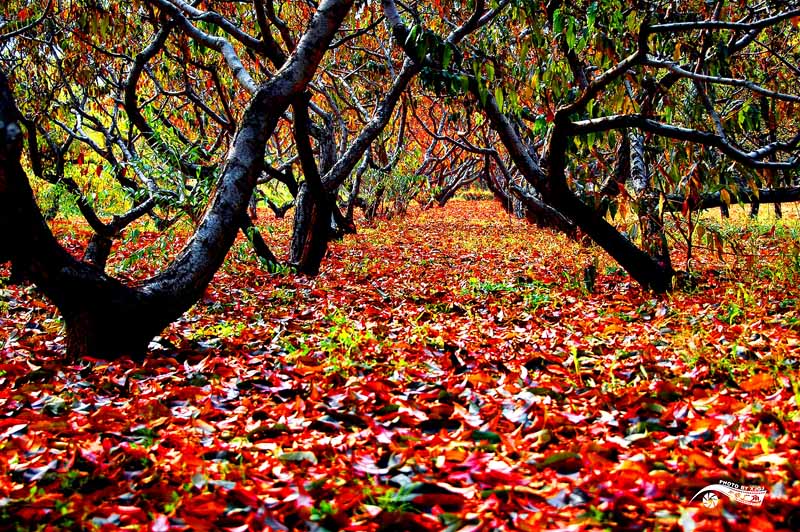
[288,95,334,275]
[83,234,113,269]
[436,170,479,207]
[289,182,331,275]
[474,86,674,291]
[285,47,424,274]
[509,184,577,236]
[551,190,674,292]
[546,128,673,292]
[0,0,354,358]
[330,202,356,238]
[1,127,159,356]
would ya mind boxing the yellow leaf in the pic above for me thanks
[748,179,760,198]
[720,188,731,205]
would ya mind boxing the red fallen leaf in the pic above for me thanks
[377,511,439,531]
[136,398,172,421]
[110,505,149,520]
[222,525,249,532]
[293,362,326,376]
[181,494,227,530]
[363,378,396,395]
[467,371,494,385]
[748,515,776,531]
[227,486,261,508]
[428,403,454,420]
[168,386,209,401]
[90,405,130,431]
[181,516,217,532]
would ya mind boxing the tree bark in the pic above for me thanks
[83,234,113,268]
[0,0,354,358]
[509,183,577,236]
[288,96,333,275]
[289,182,330,275]
[240,214,279,267]
[664,186,800,211]
[344,151,369,223]
[473,84,674,291]
[629,132,672,272]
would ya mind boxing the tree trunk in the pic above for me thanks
[546,127,674,292]
[83,234,113,269]
[287,95,336,276]
[330,201,356,238]
[344,152,369,223]
[0,0,354,358]
[365,185,385,220]
[473,86,674,291]
[750,200,760,218]
[551,190,674,292]
[510,183,577,236]
[286,58,422,273]
[240,214,279,267]
[289,182,331,275]
[629,132,672,273]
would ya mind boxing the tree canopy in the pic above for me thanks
[2,1,800,530]
[1,1,799,350]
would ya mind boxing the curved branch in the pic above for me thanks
[570,114,800,169]
[648,9,800,34]
[644,56,800,103]
[147,0,258,93]
[0,0,53,41]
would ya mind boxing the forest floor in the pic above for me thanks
[1,200,799,531]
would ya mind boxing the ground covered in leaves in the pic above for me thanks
[1,200,799,531]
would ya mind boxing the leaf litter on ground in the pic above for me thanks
[0,200,799,531]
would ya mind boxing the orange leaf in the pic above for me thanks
[740,373,774,392]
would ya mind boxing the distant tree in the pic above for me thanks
[388,0,800,291]
[3,0,800,362]
[286,0,503,274]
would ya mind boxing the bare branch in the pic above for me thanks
[645,56,800,103]
[648,9,800,34]
[570,114,800,169]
